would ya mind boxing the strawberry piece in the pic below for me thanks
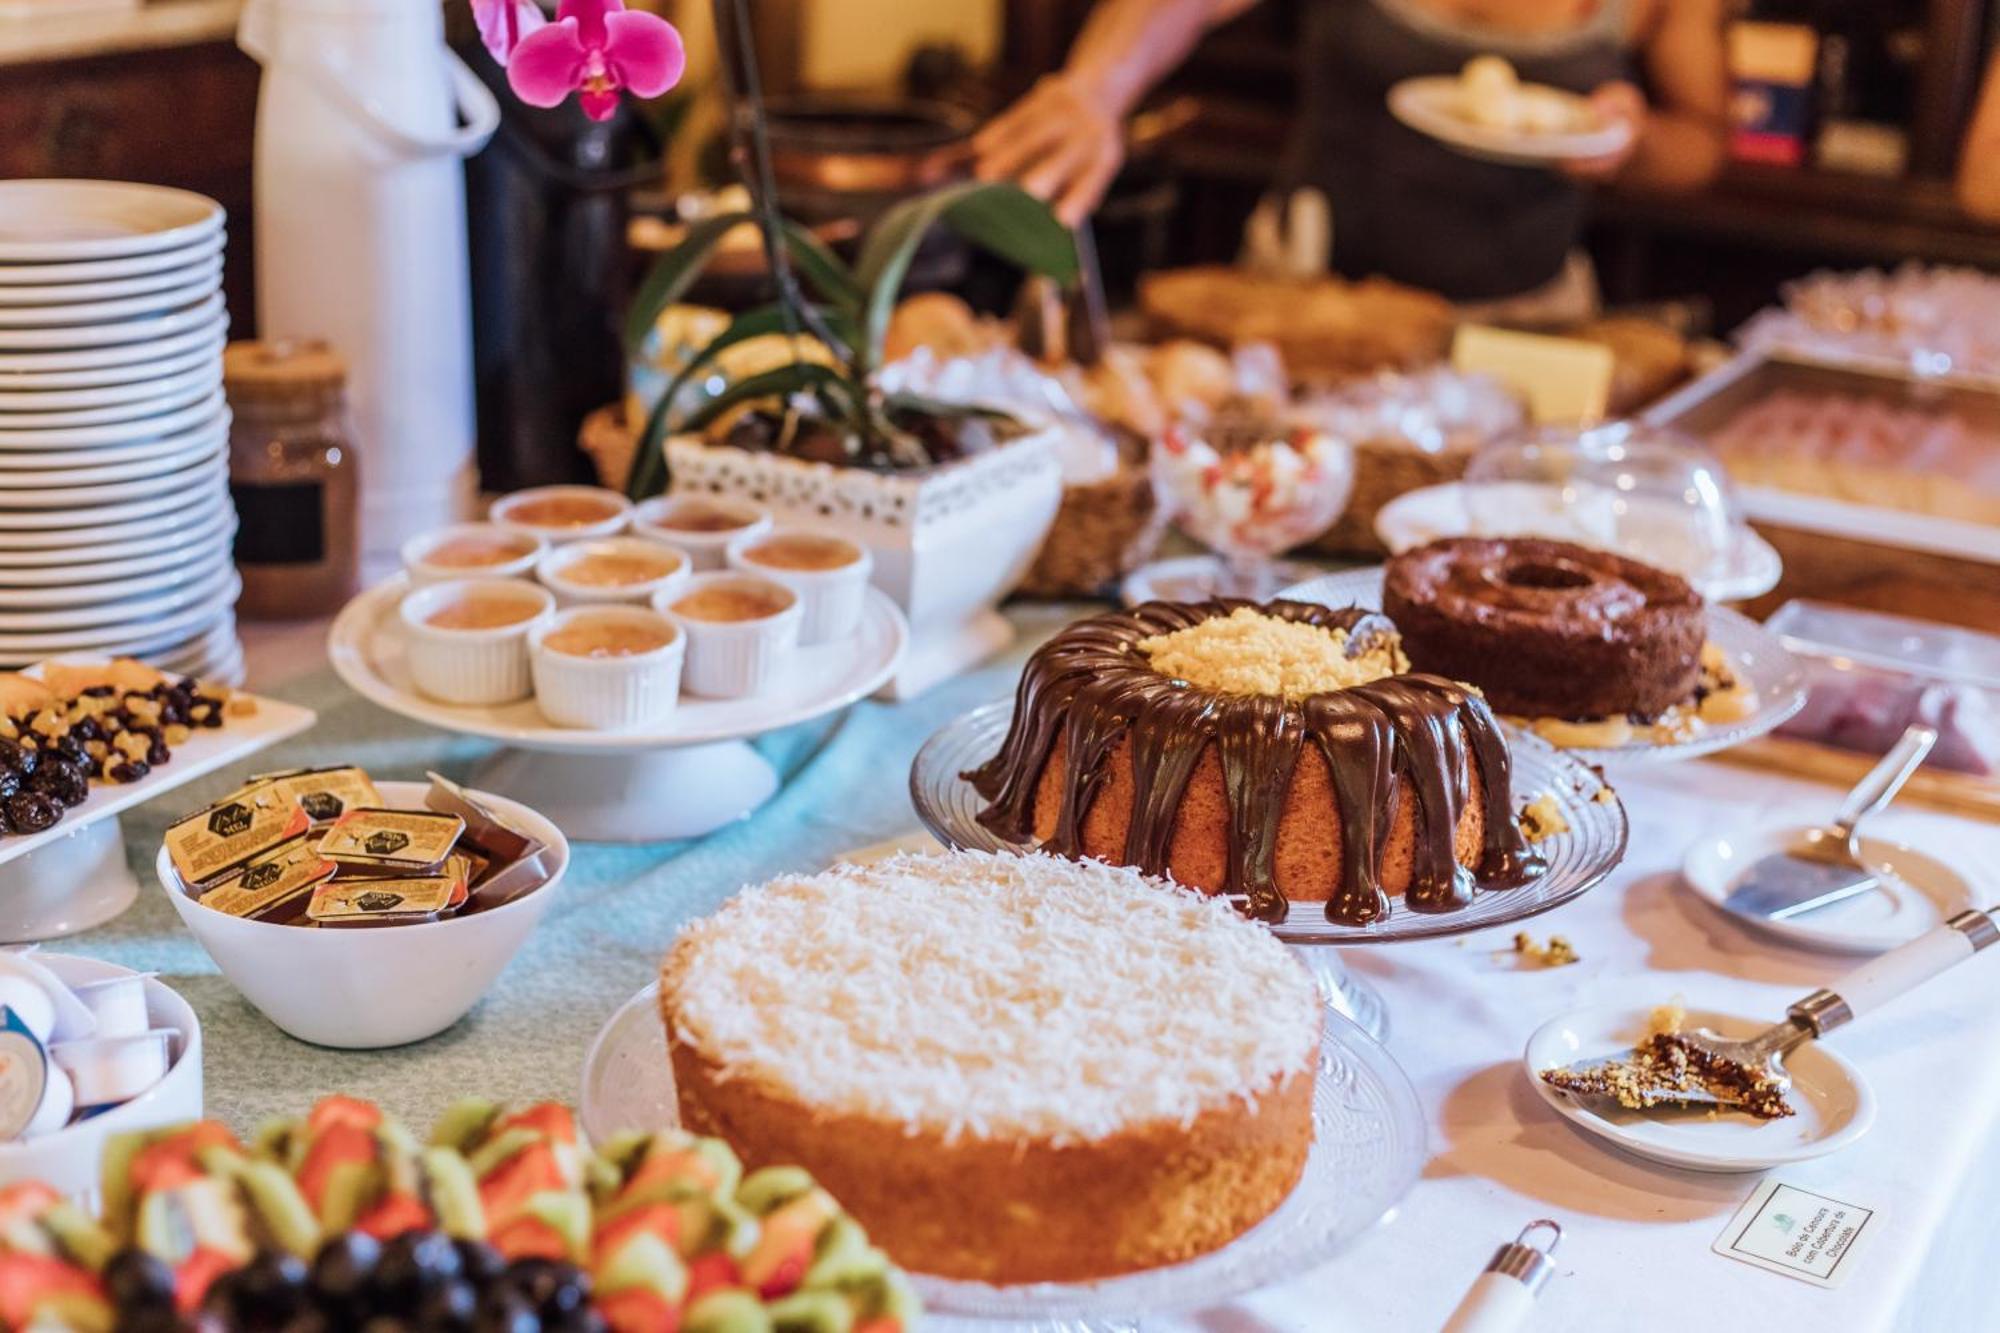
[172,1247,237,1314]
[478,1142,566,1225]
[490,1215,570,1263]
[592,1203,681,1270]
[355,1193,433,1242]
[497,1102,577,1145]
[623,1150,719,1199]
[0,1253,104,1328]
[854,1320,902,1333]
[596,1287,681,1333]
[0,1181,59,1228]
[296,1122,378,1214]
[130,1123,238,1194]
[755,1250,807,1301]
[306,1095,382,1135]
[682,1252,741,1304]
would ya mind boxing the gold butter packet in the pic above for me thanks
[317,807,464,870]
[307,876,460,925]
[262,766,383,824]
[166,795,312,888]
[199,833,336,922]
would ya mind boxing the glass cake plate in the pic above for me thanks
[1281,566,1808,766]
[581,982,1426,1332]
[909,701,1628,1037]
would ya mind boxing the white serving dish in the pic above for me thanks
[0,388,224,450]
[530,606,685,730]
[0,546,235,634]
[0,419,226,475]
[329,575,907,840]
[0,256,222,308]
[0,324,224,377]
[0,433,223,498]
[156,780,568,1049]
[0,181,224,264]
[0,338,219,393]
[1524,1005,1874,1172]
[665,426,1061,697]
[0,275,218,330]
[398,578,554,707]
[0,485,228,549]
[1387,74,1634,166]
[0,234,223,288]
[0,295,224,352]
[0,665,311,940]
[0,359,220,413]
[0,954,201,1204]
[0,548,231,613]
[0,372,218,429]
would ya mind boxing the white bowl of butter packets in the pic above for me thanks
[0,952,202,1204]
[156,770,567,1049]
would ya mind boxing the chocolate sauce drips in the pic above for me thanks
[965,599,1546,926]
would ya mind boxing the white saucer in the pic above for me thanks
[0,296,225,352]
[1388,75,1634,166]
[0,571,240,661]
[0,485,229,545]
[0,506,233,569]
[1120,554,1331,607]
[0,438,224,504]
[0,422,225,481]
[0,359,220,411]
[0,391,224,449]
[1524,1005,1874,1173]
[0,556,236,632]
[0,338,219,393]
[0,324,225,376]
[0,182,224,264]
[1373,481,1784,602]
[1681,824,1979,954]
[0,274,218,329]
[0,256,222,308]
[0,372,219,429]
[0,548,231,612]
[0,234,223,288]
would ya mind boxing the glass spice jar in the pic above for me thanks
[224,340,361,619]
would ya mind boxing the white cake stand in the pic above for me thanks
[910,701,1629,1040]
[327,579,908,842]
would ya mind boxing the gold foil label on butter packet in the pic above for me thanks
[166,797,311,887]
[317,808,464,870]
[265,767,382,824]
[307,876,460,924]
[200,833,336,921]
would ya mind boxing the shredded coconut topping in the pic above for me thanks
[661,850,1320,1145]
[1138,607,1406,698]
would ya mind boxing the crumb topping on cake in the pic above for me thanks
[661,850,1319,1145]
[1136,607,1407,698]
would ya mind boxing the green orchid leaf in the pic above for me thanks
[854,183,1077,374]
[626,389,675,500]
[778,219,863,313]
[680,361,849,435]
[623,210,753,354]
[882,390,1018,424]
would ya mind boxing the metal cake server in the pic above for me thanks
[1724,724,1937,922]
[1544,906,1998,1115]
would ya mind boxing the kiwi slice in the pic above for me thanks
[684,1289,775,1333]
[736,1166,816,1217]
[235,1161,321,1259]
[317,1160,385,1235]
[766,1289,855,1333]
[41,1200,118,1272]
[420,1148,485,1241]
[465,1126,543,1179]
[429,1099,499,1153]
[804,1218,885,1289]
[597,1229,688,1304]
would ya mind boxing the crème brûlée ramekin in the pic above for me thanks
[631,494,772,571]
[529,605,685,730]
[400,522,546,584]
[727,529,872,644]
[535,535,692,608]
[399,577,555,706]
[490,485,632,544]
[654,572,801,699]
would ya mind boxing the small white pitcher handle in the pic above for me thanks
[239,0,501,161]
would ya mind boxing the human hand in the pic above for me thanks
[972,73,1125,226]
[1562,80,1646,181]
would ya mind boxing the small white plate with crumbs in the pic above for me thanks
[1682,825,1978,955]
[1524,1005,1874,1173]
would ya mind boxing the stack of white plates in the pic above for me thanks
[0,181,241,684]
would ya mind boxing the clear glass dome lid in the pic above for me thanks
[1460,421,1738,586]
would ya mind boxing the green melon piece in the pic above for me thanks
[421,1148,485,1241]
[465,1126,543,1179]
[317,1160,385,1235]
[23,1290,114,1333]
[767,1288,855,1333]
[41,1201,117,1272]
[430,1099,499,1153]
[803,1218,885,1289]
[522,1193,592,1264]
[684,1289,775,1333]
[736,1166,815,1217]
[597,1229,688,1304]
[236,1161,320,1259]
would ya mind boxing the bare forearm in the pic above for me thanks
[1061,0,1259,118]
[1622,107,1727,191]
[1959,55,2000,222]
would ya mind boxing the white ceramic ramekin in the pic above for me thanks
[631,494,772,571]
[490,485,632,544]
[535,535,692,608]
[400,522,545,584]
[654,572,802,699]
[727,529,873,644]
[398,578,555,706]
[157,782,567,1050]
[529,606,685,730]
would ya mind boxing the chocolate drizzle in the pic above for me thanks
[966,599,1546,926]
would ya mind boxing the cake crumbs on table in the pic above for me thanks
[1518,792,1570,842]
[1508,932,1579,967]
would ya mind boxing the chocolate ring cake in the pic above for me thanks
[1382,537,1705,721]
[661,851,1321,1283]
[966,599,1544,926]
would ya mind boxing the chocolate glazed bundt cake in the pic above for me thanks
[966,600,1545,927]
[1383,537,1706,721]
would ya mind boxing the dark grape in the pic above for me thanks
[508,1258,590,1321]
[103,1247,176,1313]
[452,1239,506,1287]
[469,1291,540,1333]
[234,1250,310,1321]
[310,1231,382,1316]
[412,1277,477,1330]
[31,757,88,808]
[281,1313,336,1333]
[3,790,62,834]
[0,737,37,776]
[372,1231,462,1310]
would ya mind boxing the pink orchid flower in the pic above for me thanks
[470,0,546,63]
[506,0,686,122]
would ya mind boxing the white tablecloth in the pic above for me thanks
[1174,760,2000,1333]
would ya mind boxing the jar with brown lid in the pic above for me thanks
[225,340,361,620]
